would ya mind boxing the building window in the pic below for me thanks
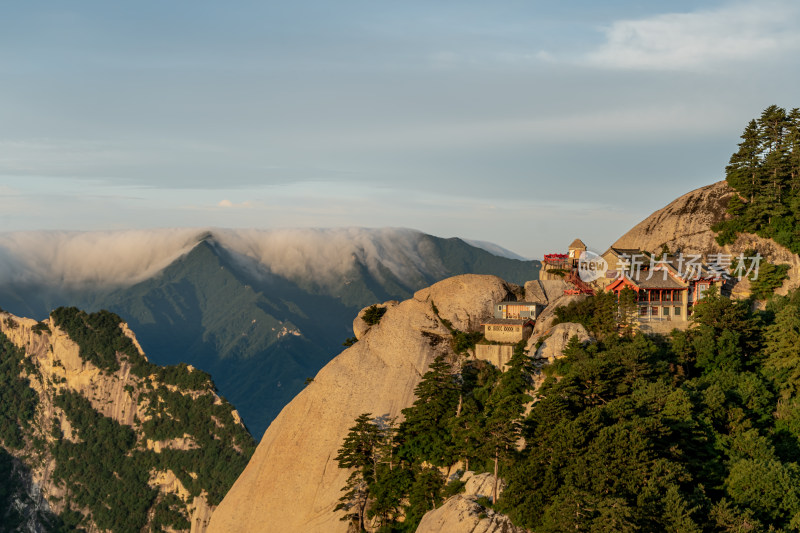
[663,307,670,316]
[698,283,710,299]
[674,306,681,315]
[639,306,648,317]
[651,307,659,316]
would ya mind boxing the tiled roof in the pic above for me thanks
[606,246,643,257]
[569,238,587,249]
[626,269,686,289]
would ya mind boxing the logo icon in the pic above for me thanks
[577,250,608,282]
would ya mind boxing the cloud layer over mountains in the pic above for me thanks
[0,228,485,290]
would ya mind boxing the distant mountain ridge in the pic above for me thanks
[0,228,540,437]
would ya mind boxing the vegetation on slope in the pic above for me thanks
[335,340,531,532]
[336,288,800,532]
[51,306,216,389]
[0,332,38,449]
[362,305,387,326]
[51,390,154,533]
[0,308,256,532]
[714,105,800,256]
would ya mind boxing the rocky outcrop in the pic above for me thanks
[524,280,569,305]
[474,345,515,371]
[0,310,246,533]
[415,495,526,533]
[613,181,800,295]
[461,472,506,500]
[353,301,399,340]
[530,323,592,362]
[614,181,734,255]
[415,275,517,331]
[207,275,517,533]
[530,293,588,337]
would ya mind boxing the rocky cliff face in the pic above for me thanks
[415,472,526,533]
[613,181,800,295]
[207,275,519,533]
[0,309,252,533]
[208,273,585,533]
[530,322,592,362]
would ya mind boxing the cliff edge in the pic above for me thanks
[207,275,516,533]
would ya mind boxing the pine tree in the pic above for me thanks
[764,304,800,397]
[399,356,460,466]
[618,287,639,332]
[788,108,800,192]
[726,119,762,203]
[481,341,533,503]
[334,413,384,530]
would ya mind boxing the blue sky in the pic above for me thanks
[1,0,799,258]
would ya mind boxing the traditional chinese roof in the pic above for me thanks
[569,238,587,250]
[603,248,721,281]
[603,246,643,258]
[624,269,687,289]
[497,301,545,306]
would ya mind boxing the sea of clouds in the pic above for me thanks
[0,228,464,290]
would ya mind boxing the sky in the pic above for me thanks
[1,0,799,259]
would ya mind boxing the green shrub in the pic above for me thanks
[342,336,357,347]
[362,305,387,326]
[31,322,50,335]
[750,262,791,300]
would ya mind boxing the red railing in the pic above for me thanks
[564,271,595,295]
[543,253,569,264]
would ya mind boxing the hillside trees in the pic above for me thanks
[0,332,38,448]
[335,343,536,531]
[0,307,255,532]
[399,356,461,467]
[334,283,800,531]
[715,105,800,255]
[335,413,386,531]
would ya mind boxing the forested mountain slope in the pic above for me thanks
[0,307,254,533]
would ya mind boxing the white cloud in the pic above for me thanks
[217,199,253,209]
[0,228,470,292]
[585,1,800,70]
[0,229,203,288]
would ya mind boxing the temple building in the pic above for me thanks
[604,253,722,321]
[493,301,545,320]
[482,318,535,343]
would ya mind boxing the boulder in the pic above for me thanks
[414,274,516,332]
[353,301,398,340]
[415,495,527,533]
[530,322,592,362]
[523,279,569,305]
[531,293,588,337]
[461,471,506,499]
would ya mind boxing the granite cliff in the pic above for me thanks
[0,308,254,533]
[207,275,528,533]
